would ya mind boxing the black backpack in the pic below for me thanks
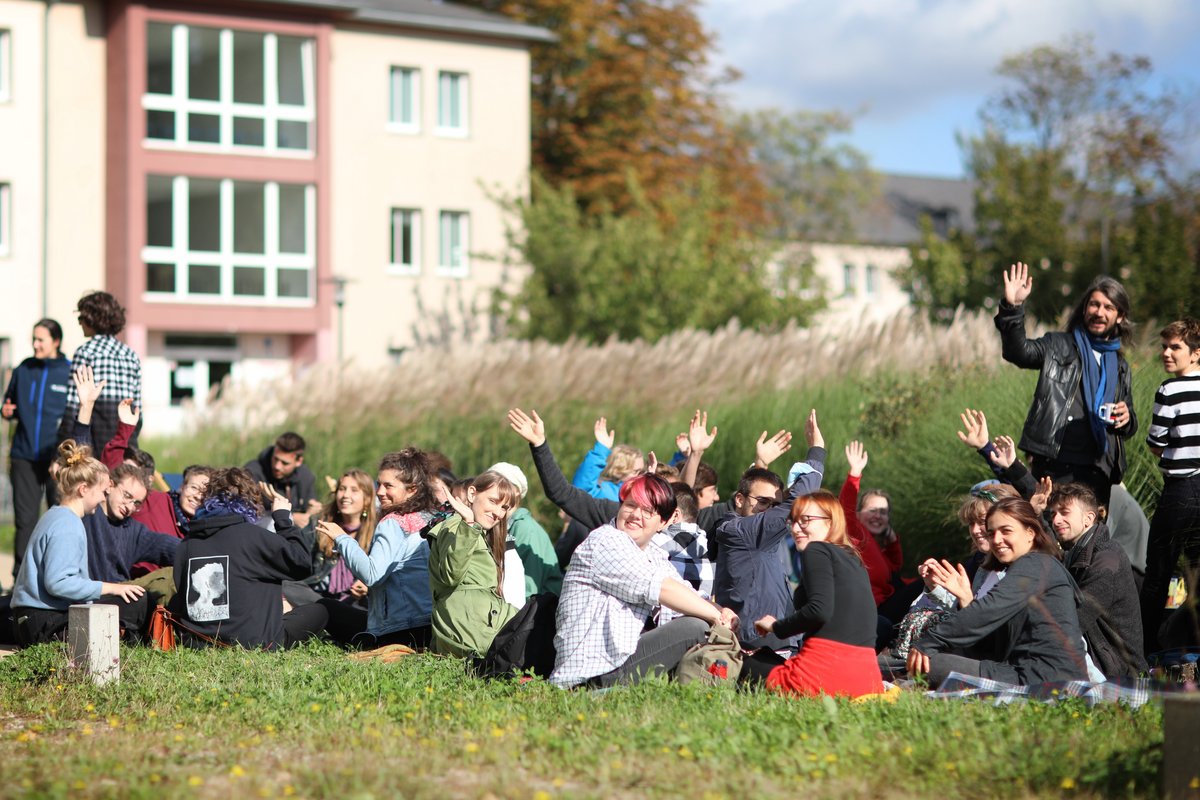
[472,592,559,679]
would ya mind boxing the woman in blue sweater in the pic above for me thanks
[1,319,72,584]
[11,440,147,646]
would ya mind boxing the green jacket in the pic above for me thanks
[427,515,517,657]
[509,508,563,599]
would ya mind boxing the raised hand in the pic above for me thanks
[755,430,793,469]
[507,408,546,447]
[687,409,717,454]
[117,398,141,427]
[1002,262,1033,306]
[645,451,659,474]
[675,432,691,458]
[593,416,615,449]
[988,435,1017,469]
[259,481,291,512]
[1030,475,1053,515]
[805,409,824,450]
[74,365,107,408]
[955,408,989,450]
[925,558,973,608]
[845,440,869,478]
[316,520,344,545]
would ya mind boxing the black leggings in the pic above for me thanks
[738,647,786,687]
[12,594,151,647]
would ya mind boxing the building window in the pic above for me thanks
[0,182,9,256]
[143,22,315,154]
[389,208,421,274]
[842,263,857,297]
[388,67,420,132]
[0,29,11,102]
[865,264,878,296]
[436,71,468,137]
[142,175,315,302]
[438,211,468,276]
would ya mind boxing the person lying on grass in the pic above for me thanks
[426,471,522,658]
[317,448,444,650]
[742,490,884,699]
[11,439,148,646]
[908,497,1089,687]
[571,415,644,500]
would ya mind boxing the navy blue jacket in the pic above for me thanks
[3,356,72,462]
[83,507,178,583]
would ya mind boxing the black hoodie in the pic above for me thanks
[168,509,311,649]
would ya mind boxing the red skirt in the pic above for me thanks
[766,637,884,698]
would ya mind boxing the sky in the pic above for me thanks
[698,0,1200,178]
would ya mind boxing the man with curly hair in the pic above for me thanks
[57,291,143,454]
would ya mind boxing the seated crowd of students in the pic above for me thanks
[3,375,1178,698]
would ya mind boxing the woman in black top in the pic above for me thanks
[908,497,1088,687]
[742,490,884,698]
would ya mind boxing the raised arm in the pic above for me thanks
[570,416,614,491]
[681,409,716,488]
[994,262,1050,369]
[508,408,616,530]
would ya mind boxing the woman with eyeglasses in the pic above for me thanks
[744,490,884,698]
[907,497,1088,687]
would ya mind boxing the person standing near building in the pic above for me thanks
[994,263,1137,507]
[2,319,72,584]
[56,292,143,457]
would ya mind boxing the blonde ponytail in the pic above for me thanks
[55,440,109,499]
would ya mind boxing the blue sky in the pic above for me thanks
[698,0,1200,178]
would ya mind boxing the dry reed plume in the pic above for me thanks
[188,309,1015,440]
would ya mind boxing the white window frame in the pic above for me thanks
[435,71,469,138]
[865,264,878,296]
[0,30,11,103]
[387,66,420,134]
[842,263,857,297]
[141,175,316,305]
[388,207,421,275]
[437,210,469,277]
[142,24,316,157]
[0,182,10,257]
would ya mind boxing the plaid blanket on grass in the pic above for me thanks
[924,672,1193,709]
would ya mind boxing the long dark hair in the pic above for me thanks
[1066,275,1133,344]
[982,497,1061,571]
[377,448,436,518]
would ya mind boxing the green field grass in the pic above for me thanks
[0,643,1164,799]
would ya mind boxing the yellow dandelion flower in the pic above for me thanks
[491,727,506,738]
[533,792,552,800]
[73,781,86,790]
[678,746,695,760]
[1061,777,1076,790]
[230,765,246,778]
[309,703,322,712]
[283,785,296,796]
[187,776,203,787]
[576,713,585,722]
[552,778,565,788]
[465,742,480,753]
[81,726,94,736]
[85,704,95,712]
[147,710,156,718]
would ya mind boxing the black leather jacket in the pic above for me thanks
[994,301,1137,482]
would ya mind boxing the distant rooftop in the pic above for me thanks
[849,173,975,246]
[263,0,555,43]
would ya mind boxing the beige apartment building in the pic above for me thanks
[0,0,547,433]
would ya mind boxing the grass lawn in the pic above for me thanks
[0,643,1163,799]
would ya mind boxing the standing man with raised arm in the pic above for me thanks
[994,263,1138,508]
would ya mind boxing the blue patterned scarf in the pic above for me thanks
[1073,327,1121,453]
[193,495,261,526]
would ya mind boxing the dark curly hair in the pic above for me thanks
[202,467,265,517]
[377,448,437,517]
[77,291,126,336]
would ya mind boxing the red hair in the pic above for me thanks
[618,474,676,522]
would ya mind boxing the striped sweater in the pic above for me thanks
[1147,373,1200,478]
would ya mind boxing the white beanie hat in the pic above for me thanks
[488,462,528,499]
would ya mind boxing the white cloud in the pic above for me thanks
[701,0,1200,119]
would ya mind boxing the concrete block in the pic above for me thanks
[1165,693,1200,799]
[68,604,120,686]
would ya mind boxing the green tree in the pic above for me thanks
[902,217,984,319]
[734,109,878,241]
[458,0,767,229]
[495,174,822,343]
